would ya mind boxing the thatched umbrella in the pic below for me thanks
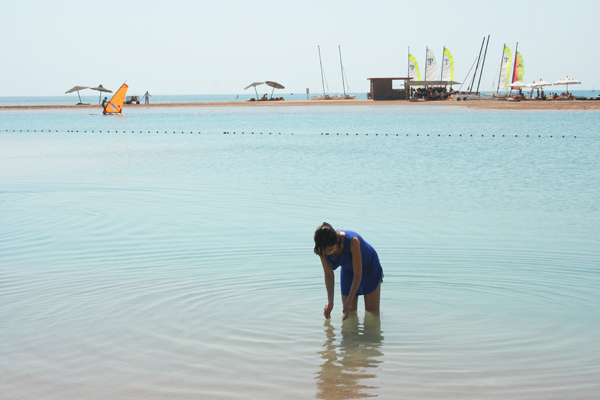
[65,86,89,104]
[90,84,113,104]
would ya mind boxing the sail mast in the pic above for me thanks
[424,46,428,84]
[496,43,506,93]
[318,45,326,97]
[511,42,519,89]
[440,46,445,81]
[470,37,485,94]
[407,46,410,78]
[338,45,346,97]
[475,35,490,94]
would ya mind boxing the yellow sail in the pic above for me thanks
[103,83,128,114]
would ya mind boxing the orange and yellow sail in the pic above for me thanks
[511,51,524,88]
[103,83,128,114]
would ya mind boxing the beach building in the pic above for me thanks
[405,80,461,100]
[367,78,412,100]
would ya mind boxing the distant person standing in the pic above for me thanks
[143,91,151,104]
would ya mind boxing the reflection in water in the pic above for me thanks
[316,312,384,399]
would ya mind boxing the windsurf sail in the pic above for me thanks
[408,54,420,82]
[511,51,524,89]
[103,83,128,114]
[425,48,438,81]
[441,48,454,81]
[498,45,512,91]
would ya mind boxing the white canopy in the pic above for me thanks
[553,76,581,94]
[554,76,581,85]
[509,81,527,88]
[406,80,460,87]
[533,79,552,88]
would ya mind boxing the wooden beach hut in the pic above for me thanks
[367,78,412,100]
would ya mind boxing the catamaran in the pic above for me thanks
[451,35,493,100]
[424,47,438,82]
[408,49,420,83]
[311,46,332,100]
[103,83,128,115]
[331,46,356,100]
[511,44,524,90]
[489,42,524,98]
[440,47,454,82]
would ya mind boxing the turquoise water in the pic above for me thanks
[1,104,599,399]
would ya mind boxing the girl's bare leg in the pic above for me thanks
[364,282,381,313]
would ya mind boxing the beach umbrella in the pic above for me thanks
[243,82,264,99]
[65,86,89,104]
[508,81,527,93]
[90,84,113,104]
[532,79,552,88]
[265,81,285,99]
[553,76,581,95]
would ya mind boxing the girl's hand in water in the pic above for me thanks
[342,302,352,320]
[324,302,334,319]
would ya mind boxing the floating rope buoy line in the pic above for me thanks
[1,129,577,138]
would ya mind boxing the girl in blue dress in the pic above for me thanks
[314,222,383,320]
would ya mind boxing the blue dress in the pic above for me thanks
[326,230,383,296]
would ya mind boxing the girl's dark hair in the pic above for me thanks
[314,222,339,256]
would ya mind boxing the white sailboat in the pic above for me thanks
[311,46,332,100]
[424,47,438,82]
[331,46,356,100]
[497,44,512,92]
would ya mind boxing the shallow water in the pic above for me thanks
[1,105,599,399]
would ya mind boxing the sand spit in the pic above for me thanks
[2,99,600,111]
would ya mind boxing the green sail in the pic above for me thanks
[408,54,420,82]
[442,48,454,81]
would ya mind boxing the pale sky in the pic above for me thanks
[1,0,598,96]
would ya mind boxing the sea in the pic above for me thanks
[1,96,599,399]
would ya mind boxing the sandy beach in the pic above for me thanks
[2,99,600,111]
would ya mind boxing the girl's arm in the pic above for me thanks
[320,255,335,319]
[343,237,363,320]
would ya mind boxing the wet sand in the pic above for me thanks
[2,99,600,111]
